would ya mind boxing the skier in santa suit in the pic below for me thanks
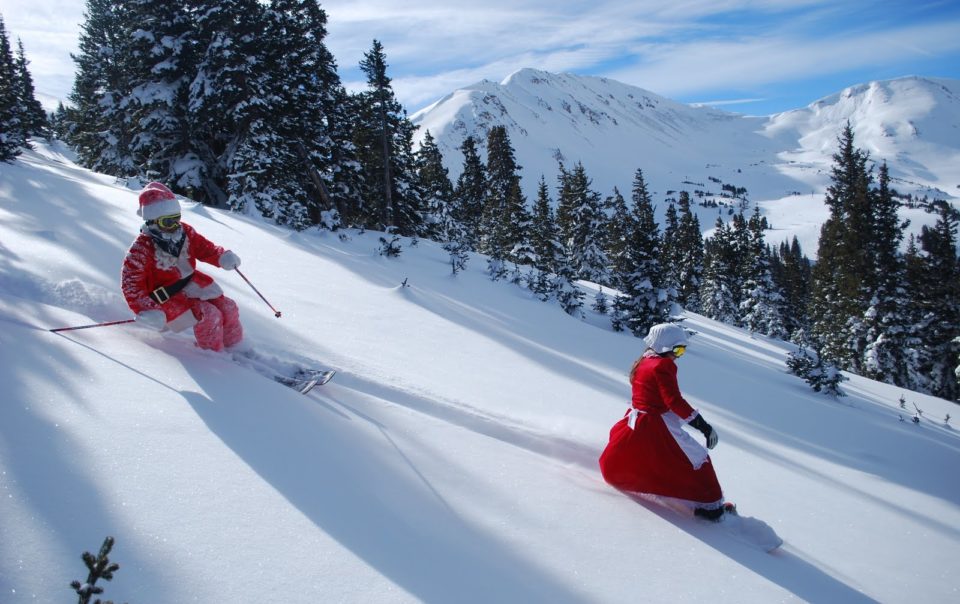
[122,182,243,352]
[599,323,730,520]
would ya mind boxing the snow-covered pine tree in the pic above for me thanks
[415,130,456,242]
[604,187,632,290]
[769,236,812,340]
[739,205,787,338]
[613,169,672,336]
[12,39,48,138]
[189,0,270,207]
[0,14,24,161]
[69,0,138,176]
[452,135,487,252]
[506,180,536,277]
[418,126,467,273]
[481,125,531,278]
[861,163,910,386]
[787,343,848,397]
[555,162,609,284]
[353,40,423,237]
[661,199,679,291]
[593,287,610,315]
[906,203,960,401]
[321,85,365,229]
[700,217,740,325]
[223,0,314,230]
[123,0,196,187]
[231,0,346,230]
[528,176,562,300]
[554,242,584,317]
[809,123,874,370]
[670,191,704,312]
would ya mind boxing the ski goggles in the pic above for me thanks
[153,213,182,231]
[672,344,687,358]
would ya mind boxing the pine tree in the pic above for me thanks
[910,203,960,400]
[481,125,531,276]
[189,0,269,207]
[452,135,486,251]
[322,85,365,229]
[901,236,928,393]
[67,0,138,176]
[415,130,455,242]
[809,123,874,369]
[554,243,584,317]
[13,39,48,137]
[672,191,704,311]
[555,162,608,283]
[861,163,910,385]
[528,176,563,299]
[739,205,787,338]
[613,169,671,335]
[125,0,197,186]
[700,217,740,324]
[771,237,812,340]
[0,13,25,161]
[228,0,346,230]
[605,187,633,290]
[70,536,121,604]
[352,40,422,235]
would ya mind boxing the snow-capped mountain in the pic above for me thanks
[412,70,960,247]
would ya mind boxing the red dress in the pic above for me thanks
[599,354,722,505]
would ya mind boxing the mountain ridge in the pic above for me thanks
[411,69,960,211]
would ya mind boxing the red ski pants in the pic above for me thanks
[192,295,243,351]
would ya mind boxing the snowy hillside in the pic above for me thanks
[1,144,959,603]
[412,69,960,254]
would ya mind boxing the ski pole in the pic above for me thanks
[235,268,282,318]
[49,319,136,333]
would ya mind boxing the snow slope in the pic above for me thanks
[1,144,959,603]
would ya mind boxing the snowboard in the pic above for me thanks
[707,506,783,553]
[637,494,783,553]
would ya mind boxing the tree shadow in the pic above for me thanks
[181,367,592,603]
[631,496,880,603]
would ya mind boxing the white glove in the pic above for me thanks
[137,309,167,331]
[219,250,241,271]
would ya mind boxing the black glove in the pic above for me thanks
[689,414,718,449]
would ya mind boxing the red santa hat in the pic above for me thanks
[138,182,181,221]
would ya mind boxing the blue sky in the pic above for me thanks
[3,0,959,116]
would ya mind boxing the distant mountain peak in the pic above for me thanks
[412,70,960,215]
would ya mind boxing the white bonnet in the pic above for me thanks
[644,323,688,354]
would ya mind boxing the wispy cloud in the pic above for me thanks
[323,0,960,113]
[2,0,958,115]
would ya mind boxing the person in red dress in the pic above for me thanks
[121,182,243,352]
[599,323,731,520]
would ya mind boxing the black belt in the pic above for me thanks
[149,273,194,304]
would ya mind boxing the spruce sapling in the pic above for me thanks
[70,536,120,604]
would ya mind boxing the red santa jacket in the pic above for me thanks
[631,354,696,421]
[121,222,228,324]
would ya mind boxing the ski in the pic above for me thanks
[229,349,336,395]
[274,370,336,395]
